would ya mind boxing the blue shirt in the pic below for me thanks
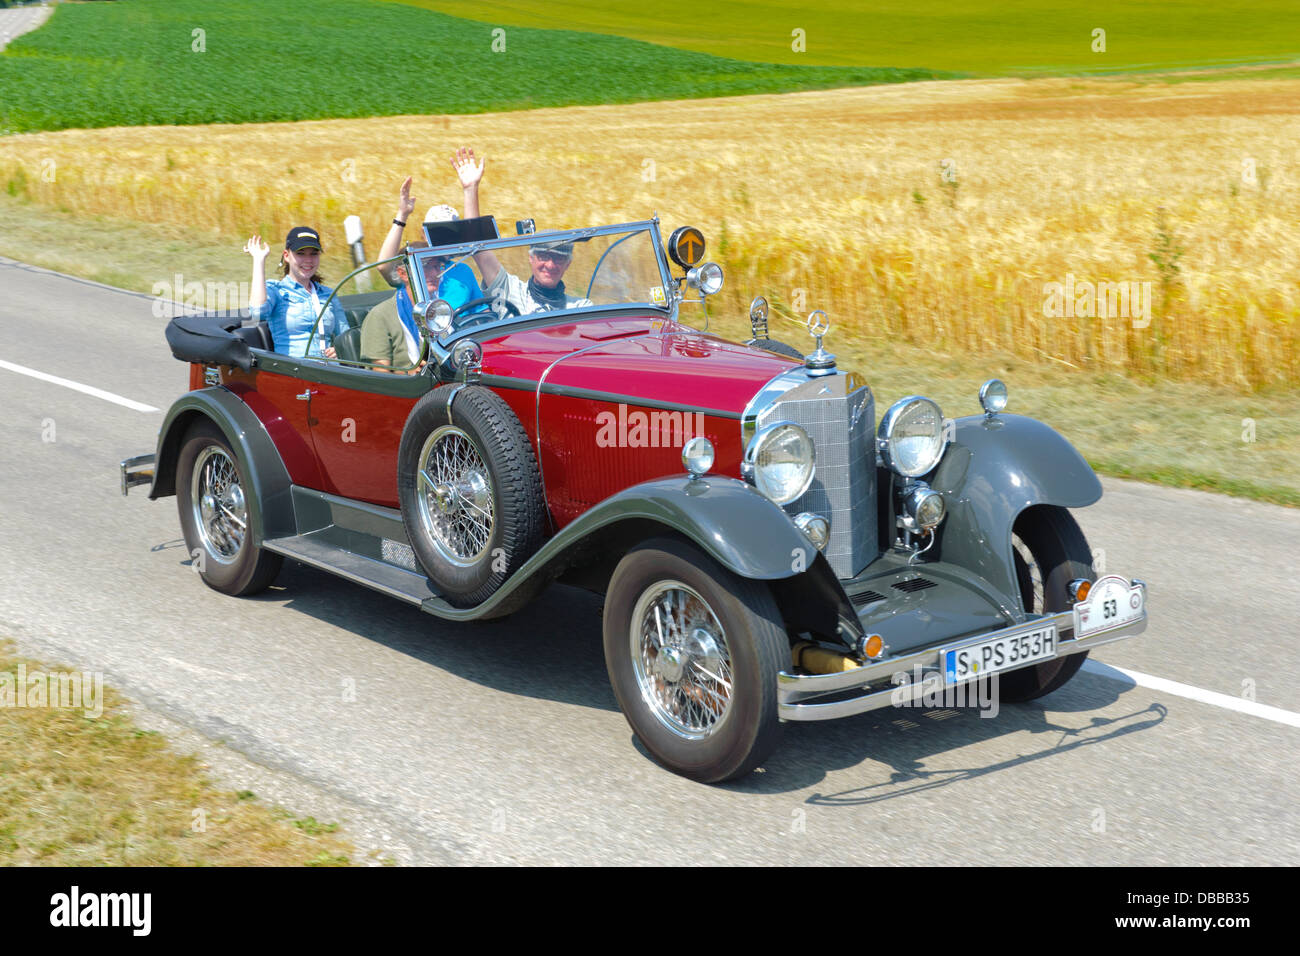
[250,276,346,358]
[437,261,484,312]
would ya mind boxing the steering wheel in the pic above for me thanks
[453,296,519,322]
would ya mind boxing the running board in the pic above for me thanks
[263,533,439,606]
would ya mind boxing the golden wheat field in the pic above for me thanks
[2,75,1297,389]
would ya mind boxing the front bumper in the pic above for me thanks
[778,580,1148,721]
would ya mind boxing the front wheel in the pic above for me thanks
[176,420,282,596]
[997,505,1094,702]
[603,538,789,783]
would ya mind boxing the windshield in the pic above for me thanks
[411,223,670,337]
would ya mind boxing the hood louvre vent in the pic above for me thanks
[892,577,938,593]
[850,589,887,607]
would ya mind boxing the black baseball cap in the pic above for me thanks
[285,226,322,252]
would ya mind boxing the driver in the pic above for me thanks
[450,146,592,316]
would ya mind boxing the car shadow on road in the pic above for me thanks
[268,562,619,713]
[228,559,1168,793]
[734,675,1168,796]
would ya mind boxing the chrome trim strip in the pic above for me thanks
[538,382,742,419]
[533,335,659,514]
[777,582,1148,721]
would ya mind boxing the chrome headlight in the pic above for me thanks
[745,421,815,505]
[686,262,724,296]
[902,483,946,531]
[979,378,1008,415]
[681,436,715,477]
[878,396,946,477]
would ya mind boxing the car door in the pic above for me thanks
[303,365,427,507]
[222,356,326,491]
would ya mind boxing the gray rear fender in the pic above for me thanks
[148,388,296,543]
[930,413,1102,604]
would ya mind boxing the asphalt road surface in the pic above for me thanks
[1,255,1296,865]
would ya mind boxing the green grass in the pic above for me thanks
[0,0,945,134]
[3,193,1296,508]
[0,638,357,865]
[402,1,1300,73]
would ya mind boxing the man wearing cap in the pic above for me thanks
[245,226,346,358]
[375,178,486,314]
[450,146,592,315]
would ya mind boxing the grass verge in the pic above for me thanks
[0,639,356,865]
[2,194,1294,508]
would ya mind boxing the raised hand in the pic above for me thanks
[244,235,270,261]
[397,176,415,221]
[451,147,485,190]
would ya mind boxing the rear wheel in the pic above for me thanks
[176,420,282,596]
[603,538,788,782]
[998,506,1093,702]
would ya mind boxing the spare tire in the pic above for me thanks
[747,338,804,361]
[397,385,547,608]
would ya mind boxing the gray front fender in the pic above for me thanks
[424,474,852,628]
[148,388,296,543]
[930,413,1102,603]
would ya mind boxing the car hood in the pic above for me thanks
[481,318,801,416]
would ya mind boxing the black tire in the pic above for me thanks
[397,385,546,608]
[997,505,1093,702]
[748,338,804,361]
[603,538,788,783]
[176,420,283,596]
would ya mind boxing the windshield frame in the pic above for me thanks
[409,219,676,346]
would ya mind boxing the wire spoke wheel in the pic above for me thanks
[1011,531,1044,614]
[176,421,281,596]
[631,581,734,739]
[191,445,247,564]
[416,425,495,567]
[604,539,787,782]
[398,386,545,609]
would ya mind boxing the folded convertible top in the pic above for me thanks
[164,313,253,372]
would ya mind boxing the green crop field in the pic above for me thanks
[405,0,1300,73]
[0,0,944,134]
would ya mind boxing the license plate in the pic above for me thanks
[1074,575,1144,638]
[943,624,1057,684]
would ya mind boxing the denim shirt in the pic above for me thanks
[250,276,346,358]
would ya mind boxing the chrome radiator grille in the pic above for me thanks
[752,372,876,579]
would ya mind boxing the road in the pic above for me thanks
[1,254,1297,865]
[0,2,50,53]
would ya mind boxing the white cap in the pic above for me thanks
[424,203,460,223]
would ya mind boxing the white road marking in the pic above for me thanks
[1083,659,1300,728]
[0,358,160,412]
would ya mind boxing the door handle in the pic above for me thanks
[296,389,316,401]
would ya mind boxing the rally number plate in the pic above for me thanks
[1074,575,1145,638]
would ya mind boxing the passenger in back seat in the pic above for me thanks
[245,226,347,359]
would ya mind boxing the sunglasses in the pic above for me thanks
[532,252,570,264]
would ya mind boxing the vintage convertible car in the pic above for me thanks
[121,217,1148,782]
